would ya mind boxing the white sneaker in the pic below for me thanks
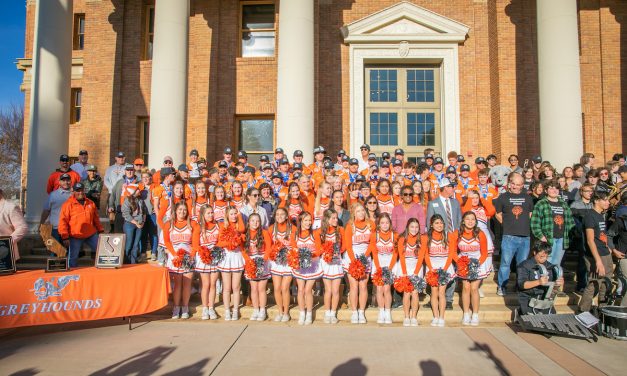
[403,318,411,327]
[281,313,290,322]
[274,313,283,322]
[181,307,190,319]
[330,311,338,324]
[224,309,231,321]
[324,310,332,324]
[430,318,439,327]
[231,310,239,321]
[171,306,180,320]
[437,318,445,327]
[201,307,210,320]
[305,311,313,325]
[471,313,480,326]
[250,309,259,321]
[358,310,367,324]
[208,307,217,320]
[377,310,385,324]
[411,318,419,327]
[479,288,485,298]
[257,309,266,321]
[298,311,306,325]
[351,311,359,324]
[462,313,471,326]
[384,310,393,324]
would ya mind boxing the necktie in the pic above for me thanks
[445,198,453,232]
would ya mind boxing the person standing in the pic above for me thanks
[70,150,90,180]
[121,186,146,264]
[0,188,28,262]
[82,165,103,209]
[109,164,142,232]
[392,185,426,235]
[40,174,73,243]
[46,154,81,194]
[104,152,127,232]
[494,173,534,296]
[58,183,104,267]
[570,183,594,292]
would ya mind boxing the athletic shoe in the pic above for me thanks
[446,302,453,310]
[471,313,480,326]
[403,318,411,327]
[274,313,284,322]
[257,309,266,321]
[171,306,180,320]
[462,313,471,326]
[231,310,239,321]
[377,310,385,324]
[181,307,190,319]
[208,307,217,320]
[351,311,359,324]
[430,318,439,327]
[151,253,157,261]
[298,311,306,325]
[224,309,231,321]
[324,310,332,324]
[330,311,338,324]
[496,287,505,296]
[384,310,393,324]
[281,313,290,322]
[250,309,259,321]
[410,318,418,327]
[201,307,210,320]
[437,318,445,327]
[358,310,367,324]
[305,311,313,325]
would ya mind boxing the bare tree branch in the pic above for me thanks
[0,103,24,196]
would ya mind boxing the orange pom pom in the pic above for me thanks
[199,246,212,265]
[287,249,300,270]
[426,270,439,287]
[457,255,470,278]
[393,276,414,293]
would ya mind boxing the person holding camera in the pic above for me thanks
[517,242,564,315]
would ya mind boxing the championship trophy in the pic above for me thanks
[40,224,68,272]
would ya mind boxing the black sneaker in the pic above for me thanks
[445,302,453,310]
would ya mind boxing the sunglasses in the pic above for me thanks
[250,194,259,197]
[402,193,413,197]
[367,201,377,205]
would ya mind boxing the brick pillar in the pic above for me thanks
[537,0,583,168]
[276,0,315,164]
[24,0,73,226]
[148,0,189,168]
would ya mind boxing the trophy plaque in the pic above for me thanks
[46,257,69,272]
[95,233,125,268]
[40,223,69,272]
[0,236,16,275]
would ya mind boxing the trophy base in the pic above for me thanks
[46,257,69,272]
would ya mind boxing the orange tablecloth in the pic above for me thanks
[0,264,171,329]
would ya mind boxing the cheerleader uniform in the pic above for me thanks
[163,220,200,274]
[393,234,425,278]
[463,200,496,274]
[194,222,219,273]
[315,226,345,280]
[216,222,245,273]
[269,222,293,277]
[243,229,272,281]
[312,197,330,229]
[283,198,306,224]
[157,196,190,262]
[342,220,375,274]
[291,230,323,280]
[212,200,228,223]
[191,196,208,222]
[423,231,456,280]
[370,230,397,276]
[231,195,245,211]
[376,194,395,215]
[451,230,489,280]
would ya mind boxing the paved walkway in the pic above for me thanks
[0,320,625,375]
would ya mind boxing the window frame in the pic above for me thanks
[142,4,155,61]
[73,14,85,51]
[239,1,277,58]
[138,117,150,162]
[70,88,82,124]
[235,115,276,160]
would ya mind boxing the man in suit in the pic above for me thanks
[426,178,462,310]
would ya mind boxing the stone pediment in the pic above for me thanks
[341,1,469,43]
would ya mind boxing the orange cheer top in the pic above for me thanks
[163,219,200,257]
[343,219,376,262]
[449,229,488,265]
[421,231,455,271]
[398,234,426,275]
[369,230,398,270]
[243,228,272,261]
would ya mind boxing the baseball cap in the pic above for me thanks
[425,154,434,160]
[532,155,542,164]
[381,161,390,168]
[392,159,403,167]
[160,167,175,176]
[271,171,282,179]
[292,172,302,180]
[260,155,270,162]
[446,166,457,174]
[368,153,377,160]
[323,161,334,170]
[218,161,228,168]
[280,158,289,165]
[133,158,144,165]
[360,144,371,151]
[292,163,303,170]
[434,157,444,165]
[356,175,366,182]
[72,182,84,191]
[460,164,471,172]
[243,166,255,174]
[457,155,465,162]
[59,173,71,181]
[438,178,454,189]
[79,150,88,156]
[349,158,359,165]
[178,164,189,172]
[381,152,390,159]
[238,150,248,158]
[371,165,379,172]
[394,148,404,156]
[487,154,497,161]
[475,157,486,165]
[116,152,125,158]
[262,163,273,171]
[293,150,304,157]
[223,147,233,154]
[59,154,69,162]
[318,146,327,154]
[275,148,284,154]
[189,149,199,156]
[163,155,173,163]
[337,149,346,156]
[341,155,349,162]
[86,165,97,172]
[124,163,134,170]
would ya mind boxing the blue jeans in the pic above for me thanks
[123,221,143,264]
[140,213,158,255]
[68,233,99,267]
[549,238,565,267]
[497,235,530,289]
[50,228,62,258]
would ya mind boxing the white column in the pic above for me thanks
[536,0,583,169]
[276,0,314,164]
[148,0,189,168]
[24,0,73,225]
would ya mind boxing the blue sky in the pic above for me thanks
[0,2,25,109]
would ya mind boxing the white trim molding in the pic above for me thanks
[342,1,469,157]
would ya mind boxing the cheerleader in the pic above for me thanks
[423,214,456,327]
[450,212,488,326]
[312,181,332,229]
[195,205,219,320]
[230,181,245,210]
[243,213,272,321]
[376,179,394,215]
[314,209,345,324]
[396,219,426,327]
[191,180,208,222]
[290,211,323,325]
[343,203,375,324]
[280,182,309,225]
[157,181,191,266]
[163,201,200,319]
[211,185,229,223]
[347,182,361,207]
[269,208,294,322]
[364,195,379,222]
[216,206,246,320]
[391,181,402,205]
[369,213,397,324]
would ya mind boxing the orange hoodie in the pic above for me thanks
[58,195,103,240]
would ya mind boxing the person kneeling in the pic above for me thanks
[517,242,564,315]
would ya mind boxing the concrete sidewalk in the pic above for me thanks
[0,320,625,375]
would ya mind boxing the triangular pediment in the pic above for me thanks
[342,1,469,43]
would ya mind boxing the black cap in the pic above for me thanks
[457,155,465,162]
[293,150,303,157]
[434,157,444,165]
[532,155,542,164]
[218,161,228,168]
[238,150,248,158]
[280,158,289,165]
[124,163,134,171]
[275,148,284,154]
[59,173,71,181]
[260,155,269,162]
[487,154,497,161]
[292,171,302,180]
[223,147,233,154]
[243,166,255,174]
[394,148,404,156]
[337,149,346,156]
[368,153,377,160]
[271,171,282,179]
[475,157,486,165]
[349,158,359,165]
[160,167,175,176]
[371,165,379,171]
[79,149,88,156]
[116,152,125,158]
[318,146,326,154]
[60,154,69,162]
[360,144,370,151]
[189,149,199,156]
[323,161,334,170]
[178,164,189,172]
[262,163,273,171]
[292,163,303,170]
[381,152,390,159]
[341,155,349,162]
[460,164,471,172]
[381,160,390,168]
[72,182,84,191]
[356,175,366,182]
[425,154,434,160]
[418,157,426,165]
[392,159,403,167]
[446,166,457,174]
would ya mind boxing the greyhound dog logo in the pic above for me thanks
[30,275,80,301]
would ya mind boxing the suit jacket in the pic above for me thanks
[426,196,462,232]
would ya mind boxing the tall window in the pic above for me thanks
[70,89,82,124]
[138,117,150,162]
[238,117,274,162]
[240,2,276,57]
[365,66,441,157]
[73,14,85,50]
[143,5,155,60]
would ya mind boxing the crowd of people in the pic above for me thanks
[39,145,627,326]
